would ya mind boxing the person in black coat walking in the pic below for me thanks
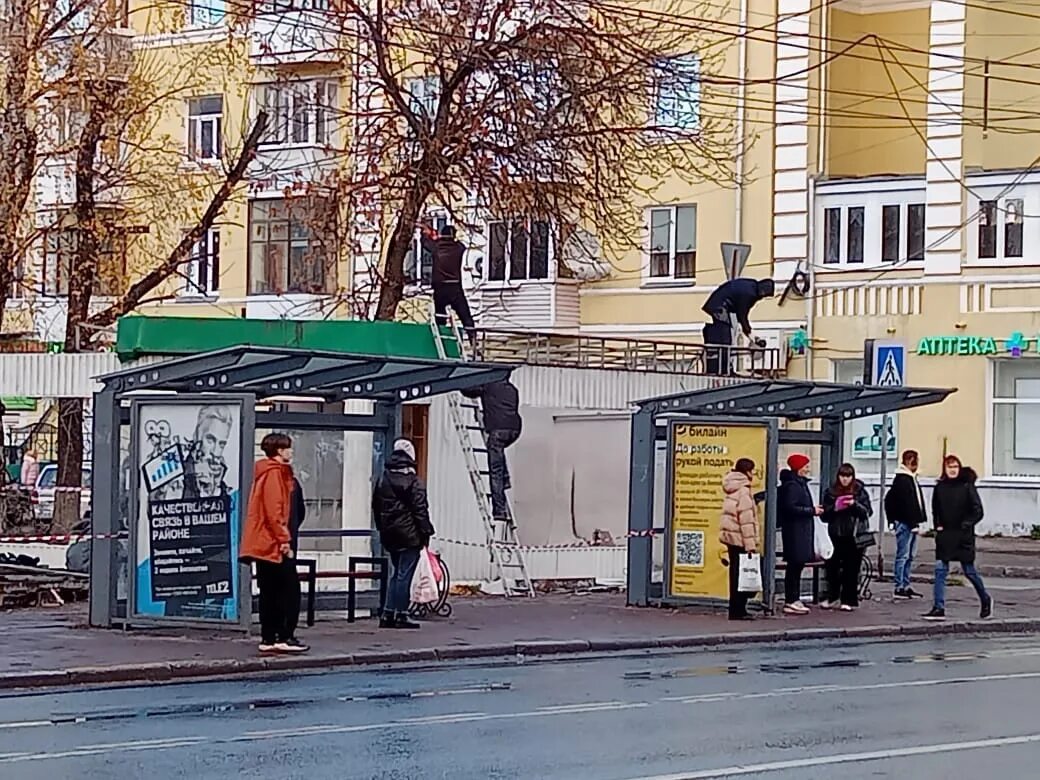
[821,464,873,610]
[778,453,823,615]
[885,449,927,599]
[924,455,992,621]
[372,439,435,629]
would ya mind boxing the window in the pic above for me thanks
[979,200,997,259]
[833,358,897,475]
[53,0,90,30]
[42,228,127,297]
[651,54,700,132]
[487,219,551,282]
[256,80,339,147]
[405,75,439,121]
[258,0,329,11]
[881,204,899,263]
[187,96,222,162]
[404,214,447,287]
[188,0,224,26]
[992,360,1040,477]
[248,198,335,295]
[3,255,25,299]
[1005,198,1023,258]
[907,203,925,262]
[183,229,220,297]
[823,207,841,264]
[846,206,864,263]
[647,205,696,279]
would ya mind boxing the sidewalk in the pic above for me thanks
[4,578,1040,690]
[880,533,1040,578]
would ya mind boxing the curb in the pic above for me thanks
[4,618,1040,691]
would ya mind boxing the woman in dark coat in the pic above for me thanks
[778,453,822,615]
[372,439,434,630]
[821,463,873,610]
[924,455,992,621]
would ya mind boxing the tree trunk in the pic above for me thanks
[54,398,84,533]
[375,188,428,321]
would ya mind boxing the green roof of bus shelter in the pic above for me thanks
[115,316,460,363]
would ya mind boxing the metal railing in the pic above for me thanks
[471,328,785,378]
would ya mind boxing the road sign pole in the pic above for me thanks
[878,413,889,582]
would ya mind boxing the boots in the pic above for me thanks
[379,610,421,629]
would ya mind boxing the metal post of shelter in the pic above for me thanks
[626,410,655,607]
[89,387,121,628]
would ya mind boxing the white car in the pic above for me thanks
[33,464,92,522]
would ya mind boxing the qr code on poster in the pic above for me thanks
[675,530,704,566]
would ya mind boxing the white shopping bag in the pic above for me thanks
[737,553,763,593]
[410,547,439,605]
[813,517,834,562]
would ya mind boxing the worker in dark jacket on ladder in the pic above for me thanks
[421,223,475,337]
[701,277,775,375]
[462,380,522,520]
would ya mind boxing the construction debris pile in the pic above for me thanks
[0,554,88,610]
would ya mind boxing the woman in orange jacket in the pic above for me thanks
[241,433,307,655]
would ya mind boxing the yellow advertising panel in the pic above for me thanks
[667,422,769,600]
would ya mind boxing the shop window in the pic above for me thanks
[992,360,1040,477]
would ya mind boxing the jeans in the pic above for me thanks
[933,560,989,610]
[433,283,475,331]
[893,522,918,590]
[727,545,751,618]
[784,562,805,604]
[825,536,864,607]
[387,547,422,613]
[256,557,300,645]
[487,428,520,519]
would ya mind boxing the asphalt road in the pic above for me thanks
[1,635,1040,779]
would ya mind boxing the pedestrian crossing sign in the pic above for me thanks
[872,343,905,387]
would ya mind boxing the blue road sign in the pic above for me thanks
[873,343,906,387]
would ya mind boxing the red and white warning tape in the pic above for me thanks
[0,532,127,545]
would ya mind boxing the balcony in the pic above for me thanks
[39,28,134,85]
[35,156,124,209]
[250,11,339,65]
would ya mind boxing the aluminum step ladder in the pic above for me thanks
[429,317,535,597]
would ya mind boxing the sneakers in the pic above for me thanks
[276,638,309,654]
[894,589,913,600]
[839,604,856,612]
[818,600,837,610]
[981,595,994,620]
[258,642,279,653]
[922,607,946,621]
[379,613,398,629]
[905,587,924,599]
[783,601,810,615]
[729,613,755,622]
[394,615,421,629]
[379,612,421,629]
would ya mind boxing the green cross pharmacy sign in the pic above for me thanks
[917,333,1036,358]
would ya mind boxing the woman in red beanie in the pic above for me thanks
[778,453,822,615]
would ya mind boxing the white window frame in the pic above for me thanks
[988,358,1040,480]
[815,181,927,269]
[967,187,1038,267]
[187,0,225,27]
[643,204,697,283]
[405,75,439,120]
[182,229,220,298]
[650,54,700,133]
[255,80,339,148]
[186,95,223,163]
[484,218,554,286]
[404,212,448,290]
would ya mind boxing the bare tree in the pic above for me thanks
[302,0,739,319]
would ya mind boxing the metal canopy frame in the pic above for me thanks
[89,346,515,629]
[627,378,956,608]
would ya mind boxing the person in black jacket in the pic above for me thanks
[777,453,823,615]
[283,477,306,646]
[885,449,927,600]
[461,380,522,520]
[372,439,434,629]
[821,464,873,610]
[924,455,992,621]
[701,277,774,375]
[421,223,475,334]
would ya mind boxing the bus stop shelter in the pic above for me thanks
[89,345,513,629]
[626,379,955,610]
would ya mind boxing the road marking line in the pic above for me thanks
[664,670,1040,704]
[537,701,625,712]
[617,733,1040,779]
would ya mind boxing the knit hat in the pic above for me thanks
[787,453,810,472]
[393,438,416,461]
